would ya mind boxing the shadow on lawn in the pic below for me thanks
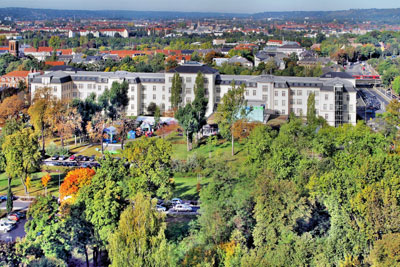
[173,182,199,200]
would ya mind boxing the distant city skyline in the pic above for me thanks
[1,0,399,14]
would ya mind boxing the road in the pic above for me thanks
[0,200,32,211]
[0,219,27,242]
[346,61,372,76]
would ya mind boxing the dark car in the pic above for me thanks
[89,155,95,162]
[59,155,67,161]
[76,155,83,161]
[51,155,59,160]
[82,156,88,161]
[0,195,16,201]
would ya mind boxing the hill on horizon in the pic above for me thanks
[1,7,400,23]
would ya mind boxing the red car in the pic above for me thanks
[8,213,19,222]
[69,155,76,161]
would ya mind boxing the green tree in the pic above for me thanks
[99,81,129,120]
[175,103,199,151]
[215,82,247,156]
[192,71,208,133]
[77,155,129,254]
[6,186,13,214]
[2,128,41,194]
[20,195,71,263]
[154,105,161,128]
[122,137,174,199]
[369,233,400,267]
[391,76,400,95]
[147,102,157,115]
[108,193,174,267]
[29,87,56,153]
[307,93,317,125]
[49,36,61,49]
[71,93,102,135]
[171,73,182,109]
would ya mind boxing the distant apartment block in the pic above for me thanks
[30,63,357,127]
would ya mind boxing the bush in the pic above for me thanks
[171,153,207,173]
[46,142,69,156]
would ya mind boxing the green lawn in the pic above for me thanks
[0,133,247,199]
[167,132,247,163]
[0,170,66,197]
[168,133,247,200]
[172,173,210,200]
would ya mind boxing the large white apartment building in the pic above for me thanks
[30,63,357,127]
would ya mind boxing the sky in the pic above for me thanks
[0,0,399,14]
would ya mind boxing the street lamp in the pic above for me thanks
[57,170,61,196]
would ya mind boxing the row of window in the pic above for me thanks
[168,77,209,83]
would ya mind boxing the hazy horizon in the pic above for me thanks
[0,0,399,14]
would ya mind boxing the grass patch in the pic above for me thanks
[0,170,67,197]
[172,173,210,200]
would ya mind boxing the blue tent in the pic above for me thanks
[128,130,136,139]
[104,126,117,143]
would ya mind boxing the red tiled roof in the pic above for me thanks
[99,29,126,32]
[57,49,73,55]
[24,47,38,53]
[38,47,54,52]
[2,70,30,77]
[45,61,65,66]
[268,40,283,44]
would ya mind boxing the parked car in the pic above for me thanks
[7,214,20,222]
[51,155,59,160]
[82,163,89,168]
[76,155,83,161]
[59,155,67,161]
[69,155,76,161]
[0,218,17,225]
[8,211,25,221]
[171,198,182,205]
[0,221,13,233]
[156,205,167,212]
[0,195,16,202]
[89,155,96,162]
[174,204,192,212]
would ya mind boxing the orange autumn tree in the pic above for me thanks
[59,168,96,203]
[232,119,261,142]
[41,174,51,195]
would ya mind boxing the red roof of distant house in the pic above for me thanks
[99,29,126,32]
[45,61,65,66]
[24,46,56,53]
[268,40,283,44]
[57,49,73,55]
[2,70,30,78]
[38,47,54,52]
[24,47,38,53]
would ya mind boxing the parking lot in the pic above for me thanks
[0,218,26,242]
[358,87,389,120]
[43,154,100,168]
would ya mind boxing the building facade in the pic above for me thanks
[30,63,357,126]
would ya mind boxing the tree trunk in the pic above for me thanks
[93,247,98,267]
[101,141,104,155]
[20,176,28,194]
[121,137,124,150]
[75,135,77,146]
[187,130,190,152]
[231,132,234,156]
[61,136,64,147]
[41,125,45,153]
[84,246,89,267]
